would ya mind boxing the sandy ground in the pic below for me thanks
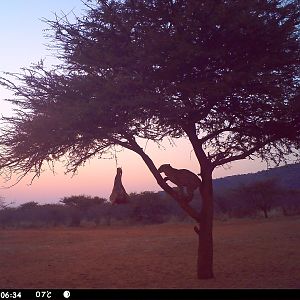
[0,216,299,289]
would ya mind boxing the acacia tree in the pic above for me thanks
[0,197,13,210]
[0,0,299,279]
[234,178,285,218]
[0,197,7,209]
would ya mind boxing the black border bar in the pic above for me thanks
[0,288,298,300]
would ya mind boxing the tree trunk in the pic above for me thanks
[127,137,215,279]
[263,208,269,218]
[281,205,288,216]
[195,221,214,279]
[195,173,214,279]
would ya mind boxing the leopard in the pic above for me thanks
[158,164,202,203]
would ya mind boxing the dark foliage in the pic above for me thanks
[232,178,284,218]
[214,163,300,217]
[1,163,299,228]
[60,194,106,209]
[0,192,188,228]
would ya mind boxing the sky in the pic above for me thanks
[0,0,271,205]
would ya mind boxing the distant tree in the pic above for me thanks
[19,201,39,210]
[233,178,285,218]
[61,195,106,226]
[0,197,13,210]
[38,203,71,227]
[0,207,15,228]
[215,189,256,218]
[277,188,300,216]
[214,194,233,216]
[129,191,169,223]
[0,0,299,279]
[60,195,106,210]
[0,197,5,209]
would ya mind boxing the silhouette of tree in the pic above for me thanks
[19,201,39,210]
[129,191,169,223]
[0,197,6,209]
[60,195,106,210]
[61,195,106,225]
[0,197,13,210]
[277,188,300,216]
[0,0,299,279]
[233,178,285,218]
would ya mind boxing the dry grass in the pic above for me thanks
[0,216,299,288]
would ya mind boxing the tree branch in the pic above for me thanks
[213,140,271,167]
[182,123,213,176]
[124,137,201,222]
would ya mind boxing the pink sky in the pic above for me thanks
[0,138,268,205]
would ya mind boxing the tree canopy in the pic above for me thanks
[0,0,299,184]
[233,178,284,218]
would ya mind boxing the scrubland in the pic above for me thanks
[0,216,299,288]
